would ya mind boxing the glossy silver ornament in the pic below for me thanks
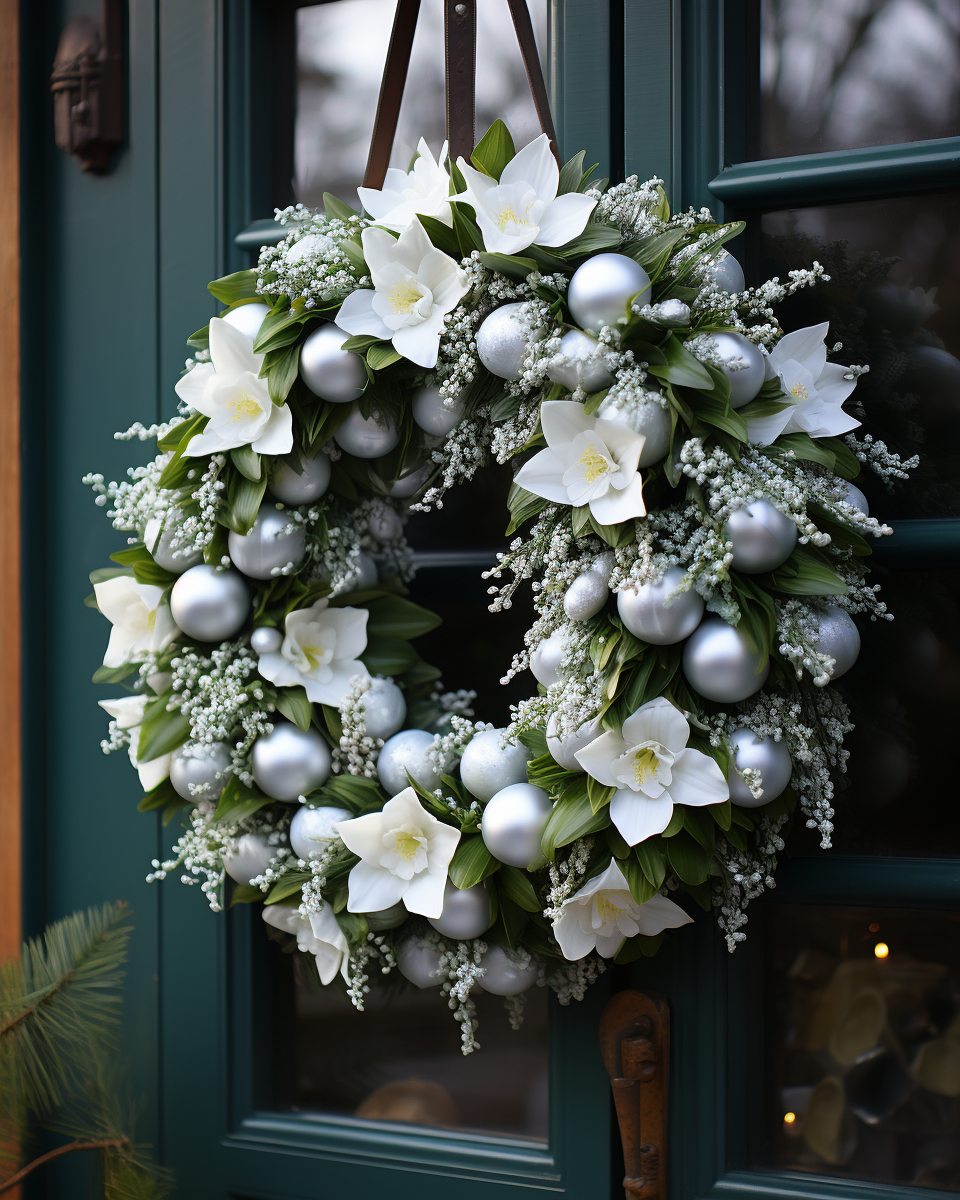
[228,505,306,580]
[345,551,378,592]
[707,253,745,294]
[300,323,366,404]
[170,742,232,804]
[251,722,332,801]
[815,605,861,679]
[480,782,552,868]
[563,569,609,621]
[617,567,704,645]
[476,302,531,380]
[546,713,602,771]
[397,938,444,988]
[545,329,615,393]
[289,804,350,860]
[223,833,273,885]
[143,517,203,574]
[367,504,403,541]
[427,880,493,940]
[389,464,433,499]
[597,394,672,466]
[250,626,283,655]
[269,452,331,505]
[333,403,400,458]
[366,902,408,931]
[567,253,651,333]
[359,677,407,740]
[842,481,869,516]
[170,564,250,643]
[411,386,465,436]
[727,728,792,807]
[478,944,539,996]
[723,499,797,574]
[704,331,765,408]
[530,630,565,687]
[220,301,271,340]
[377,729,442,795]
[682,616,770,702]
[459,728,531,803]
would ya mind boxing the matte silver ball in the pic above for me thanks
[269,452,331,505]
[378,729,442,796]
[220,301,271,340]
[389,464,433,498]
[708,253,745,294]
[345,552,379,592]
[546,329,615,393]
[816,605,861,679]
[228,505,306,580]
[170,565,250,642]
[300,323,366,403]
[289,804,350,860]
[143,518,203,574]
[170,742,232,803]
[842,481,870,516]
[334,403,400,458]
[546,713,603,771]
[366,902,408,931]
[250,626,283,655]
[476,302,532,380]
[597,394,672,466]
[359,678,407,740]
[617,567,704,645]
[368,505,403,541]
[397,939,444,988]
[459,728,532,803]
[682,616,770,702]
[563,569,609,621]
[728,728,792,807]
[478,944,539,996]
[251,723,332,801]
[412,386,465,436]
[723,499,797,574]
[705,331,765,408]
[568,253,651,334]
[530,630,565,687]
[481,783,552,868]
[427,880,493,940]
[223,833,273,885]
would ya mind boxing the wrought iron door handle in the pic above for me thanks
[600,989,670,1200]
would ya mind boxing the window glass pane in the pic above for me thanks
[761,192,960,519]
[294,0,548,207]
[759,0,960,160]
[759,904,960,1190]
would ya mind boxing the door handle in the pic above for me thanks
[599,988,670,1200]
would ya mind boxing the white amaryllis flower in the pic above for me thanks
[515,400,647,525]
[552,859,692,960]
[255,599,369,707]
[262,905,348,985]
[453,133,596,254]
[94,576,180,668]
[575,697,728,845]
[335,219,469,369]
[337,787,460,918]
[357,138,453,231]
[98,695,172,790]
[176,316,293,458]
[747,322,861,445]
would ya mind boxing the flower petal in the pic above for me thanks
[633,893,693,936]
[393,319,443,369]
[473,211,539,255]
[768,322,829,373]
[514,447,574,504]
[250,402,294,456]
[137,752,172,792]
[346,860,407,913]
[174,362,215,408]
[666,747,729,807]
[402,868,448,918]
[208,316,260,379]
[501,133,558,201]
[534,192,597,247]
[621,698,690,755]
[589,475,645,524]
[540,400,594,446]
[336,289,392,340]
[610,790,674,845]
[574,730,629,786]
[553,907,599,960]
[815,361,857,407]
[746,408,793,446]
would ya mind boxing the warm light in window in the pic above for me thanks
[783,1111,797,1125]
[874,942,889,959]
[868,923,880,933]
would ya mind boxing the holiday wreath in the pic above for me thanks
[85,123,915,1052]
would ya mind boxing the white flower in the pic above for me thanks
[748,322,860,445]
[256,599,369,707]
[552,859,692,960]
[575,697,728,845]
[337,787,460,918]
[99,695,172,790]
[175,316,293,457]
[262,905,348,985]
[357,139,453,231]
[335,219,469,368]
[515,400,647,525]
[94,576,180,668]
[453,133,596,254]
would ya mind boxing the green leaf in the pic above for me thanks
[635,840,667,889]
[557,150,586,196]
[665,829,713,885]
[505,482,547,535]
[92,662,137,685]
[316,773,384,812]
[360,636,419,675]
[230,444,261,482]
[470,119,516,180]
[158,412,205,452]
[366,343,402,371]
[214,776,272,825]
[265,871,313,904]
[648,334,714,390]
[207,269,258,304]
[622,228,687,276]
[499,895,530,948]
[587,775,615,814]
[498,865,541,913]
[341,334,382,354]
[223,472,267,535]
[478,252,539,280]
[448,835,499,889]
[765,547,849,597]
[682,806,716,853]
[619,854,659,905]
[540,790,610,860]
[137,702,190,763]
[275,686,313,731]
[688,391,748,441]
[773,432,837,470]
[324,192,356,220]
[264,342,301,404]
[551,220,622,259]
[614,932,665,963]
[418,214,462,257]
[821,436,861,480]
[588,513,636,548]
[131,561,177,588]
[364,594,442,640]
[137,778,183,815]
[450,203,485,255]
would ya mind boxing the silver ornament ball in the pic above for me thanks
[459,728,532,803]
[546,713,603,772]
[479,944,539,996]
[617,567,705,645]
[220,301,271,340]
[707,253,745,294]
[366,902,408,931]
[480,782,552,868]
[143,517,203,574]
[334,403,400,458]
[545,329,615,393]
[367,504,403,541]
[228,505,306,580]
[682,616,770,703]
[842,480,870,516]
[397,939,444,988]
[377,729,442,796]
[597,394,672,466]
[250,626,283,655]
[427,880,494,940]
[300,323,366,404]
[563,569,610,621]
[170,742,232,804]
[723,499,797,574]
[269,452,331,505]
[567,253,651,334]
[704,331,765,408]
[170,565,250,643]
[251,723,332,801]
[816,605,861,679]
[530,630,565,687]
[476,302,532,380]
[412,386,465,436]
[389,464,433,498]
[289,804,350,860]
[728,728,792,807]
[359,678,407,740]
[223,833,273,885]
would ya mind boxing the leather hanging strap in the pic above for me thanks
[444,0,477,164]
[506,0,559,163]
[362,0,422,190]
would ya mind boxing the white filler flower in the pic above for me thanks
[176,316,293,457]
[515,400,647,525]
[262,905,348,985]
[256,599,369,707]
[552,859,691,959]
[748,322,861,445]
[335,219,469,368]
[575,697,729,845]
[94,576,180,668]
[357,138,453,231]
[338,787,461,918]
[454,132,596,254]
[98,695,172,790]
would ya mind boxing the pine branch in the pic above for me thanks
[0,1137,129,1193]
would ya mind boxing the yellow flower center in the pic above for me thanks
[300,641,332,672]
[789,381,809,400]
[578,443,610,482]
[497,206,526,231]
[230,392,262,421]
[395,830,423,862]
[634,747,659,786]
[389,281,423,314]
[596,896,622,922]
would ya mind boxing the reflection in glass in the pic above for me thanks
[759,0,960,159]
[294,0,548,206]
[762,905,960,1190]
